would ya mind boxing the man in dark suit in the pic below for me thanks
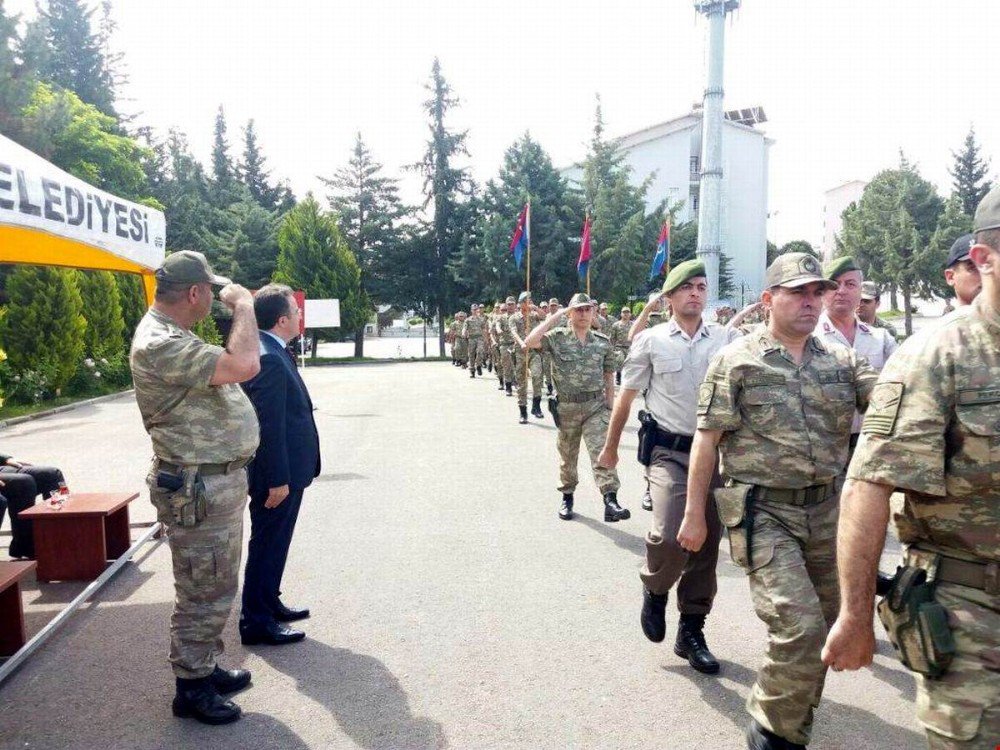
[239,284,320,646]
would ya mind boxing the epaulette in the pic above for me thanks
[593,331,610,341]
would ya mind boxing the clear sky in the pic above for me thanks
[8,0,1000,247]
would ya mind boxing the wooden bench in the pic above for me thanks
[19,493,139,582]
[0,560,36,656]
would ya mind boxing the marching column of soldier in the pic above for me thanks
[439,184,1000,750]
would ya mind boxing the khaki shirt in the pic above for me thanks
[815,312,898,432]
[698,329,878,488]
[494,313,514,345]
[848,296,1000,562]
[541,328,614,395]
[623,318,740,435]
[608,320,632,351]
[130,309,259,465]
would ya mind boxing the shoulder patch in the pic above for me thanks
[861,381,904,436]
[697,382,716,416]
[957,387,1000,405]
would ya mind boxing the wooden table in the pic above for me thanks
[20,493,139,582]
[0,560,36,656]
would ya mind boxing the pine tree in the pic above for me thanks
[231,201,280,288]
[0,266,86,391]
[949,127,992,217]
[411,58,472,355]
[0,5,36,138]
[115,273,146,344]
[36,0,116,116]
[240,119,280,210]
[926,196,973,301]
[273,196,370,357]
[192,314,222,345]
[78,269,124,359]
[210,105,237,205]
[321,132,406,355]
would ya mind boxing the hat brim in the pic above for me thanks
[775,276,838,290]
[209,274,231,286]
[945,253,971,269]
[568,301,594,310]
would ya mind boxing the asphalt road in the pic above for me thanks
[0,362,923,750]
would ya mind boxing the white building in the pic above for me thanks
[821,180,868,262]
[561,108,773,302]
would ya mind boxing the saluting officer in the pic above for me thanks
[679,253,878,749]
[823,186,1000,750]
[130,251,261,725]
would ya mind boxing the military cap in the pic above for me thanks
[944,234,974,269]
[456,310,466,317]
[505,296,516,304]
[823,255,861,281]
[155,250,231,286]
[662,258,707,294]
[567,292,594,309]
[765,252,837,290]
[548,298,559,306]
[973,184,1000,233]
[860,281,879,300]
[517,291,532,303]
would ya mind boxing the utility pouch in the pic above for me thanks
[876,565,956,679]
[636,410,657,466]
[548,397,561,428]
[714,484,754,569]
[159,468,207,528]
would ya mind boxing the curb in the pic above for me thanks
[0,389,134,430]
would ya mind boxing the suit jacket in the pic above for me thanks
[242,332,321,497]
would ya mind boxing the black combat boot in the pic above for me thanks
[209,665,251,695]
[603,492,631,522]
[615,371,621,386]
[531,397,543,419]
[469,367,476,378]
[674,613,720,675]
[559,493,574,520]
[506,382,513,397]
[487,361,493,372]
[477,365,483,376]
[746,719,804,750]
[498,377,505,391]
[172,677,242,725]
[518,405,528,424]
[641,487,653,511]
[546,381,553,395]
[640,588,668,643]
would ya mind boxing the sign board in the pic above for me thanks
[304,299,340,328]
[0,134,166,271]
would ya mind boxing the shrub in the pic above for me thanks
[79,270,125,360]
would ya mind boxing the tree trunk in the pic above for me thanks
[902,285,912,337]
[889,283,899,312]
[353,327,364,358]
[310,330,318,360]
[437,304,445,357]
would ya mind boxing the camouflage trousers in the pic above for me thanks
[500,345,515,384]
[910,578,1000,749]
[540,350,553,389]
[556,397,620,495]
[147,464,247,680]
[492,344,502,374]
[467,336,484,368]
[640,447,721,611]
[741,495,839,746]
[513,348,543,405]
[453,336,468,362]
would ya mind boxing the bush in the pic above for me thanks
[193,315,222,345]
[3,366,56,405]
[408,317,423,326]
[79,270,125,360]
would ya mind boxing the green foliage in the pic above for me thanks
[0,266,86,391]
[240,119,281,211]
[949,127,992,217]
[0,7,36,138]
[78,269,124,359]
[115,273,146,345]
[210,105,238,205]
[778,240,818,259]
[927,196,973,300]
[273,196,371,338]
[230,201,280,288]
[192,315,222,346]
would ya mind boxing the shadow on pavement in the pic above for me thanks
[662,659,924,748]
[574,514,646,556]
[253,638,447,750]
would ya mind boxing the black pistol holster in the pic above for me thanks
[155,466,207,528]
[714,483,755,569]
[636,410,657,466]
[877,563,955,679]
[547,396,561,428]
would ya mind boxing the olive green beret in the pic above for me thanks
[823,256,860,280]
[662,259,707,295]
[517,291,532,303]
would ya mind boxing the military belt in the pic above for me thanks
[156,456,253,476]
[752,480,834,506]
[653,429,693,453]
[908,548,1000,595]
[558,389,604,404]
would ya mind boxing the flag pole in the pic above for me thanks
[524,199,531,397]
[526,199,531,293]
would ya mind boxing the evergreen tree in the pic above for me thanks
[411,58,472,355]
[273,196,370,357]
[210,105,237,205]
[321,132,407,356]
[0,4,36,138]
[0,266,86,391]
[949,127,992,217]
[240,119,280,210]
[778,240,818,259]
[192,314,222,345]
[36,0,116,116]
[78,269,124,359]
[115,272,146,344]
[926,196,973,301]
[230,201,280,288]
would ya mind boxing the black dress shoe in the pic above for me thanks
[240,622,305,646]
[172,679,241,725]
[210,665,251,694]
[640,588,667,642]
[674,613,720,674]
[273,602,310,622]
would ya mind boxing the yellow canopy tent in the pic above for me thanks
[0,133,166,304]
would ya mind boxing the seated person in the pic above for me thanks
[0,453,65,559]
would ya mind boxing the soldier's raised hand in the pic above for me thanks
[218,283,253,310]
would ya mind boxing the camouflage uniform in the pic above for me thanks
[130,308,260,680]
[698,329,878,745]
[495,311,515,385]
[608,318,632,373]
[542,327,620,495]
[452,318,468,365]
[848,294,1000,749]
[463,314,486,370]
[647,310,670,328]
[872,314,899,339]
[509,310,544,405]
